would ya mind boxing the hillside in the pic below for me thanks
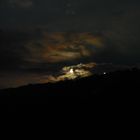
[0,68,140,106]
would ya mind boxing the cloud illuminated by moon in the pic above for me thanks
[24,32,104,65]
[37,62,97,83]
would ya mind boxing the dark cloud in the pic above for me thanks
[9,0,33,8]
[0,29,38,71]
[24,32,103,64]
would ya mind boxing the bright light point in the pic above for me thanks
[103,72,106,75]
[69,68,74,74]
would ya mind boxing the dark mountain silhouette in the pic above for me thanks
[0,68,140,108]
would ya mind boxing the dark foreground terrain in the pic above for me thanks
[0,68,140,111]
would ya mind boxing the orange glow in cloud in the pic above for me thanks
[25,32,104,64]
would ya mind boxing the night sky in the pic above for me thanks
[0,0,140,88]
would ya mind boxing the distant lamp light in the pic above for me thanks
[103,72,106,75]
